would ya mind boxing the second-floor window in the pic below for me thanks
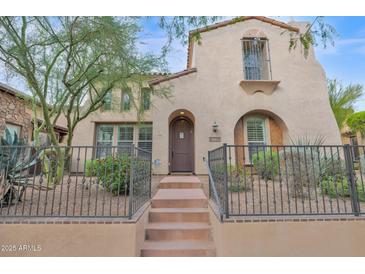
[102,91,112,111]
[121,88,131,111]
[242,37,271,80]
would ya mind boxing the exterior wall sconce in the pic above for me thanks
[212,121,218,132]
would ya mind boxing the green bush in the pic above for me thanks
[320,176,365,202]
[320,155,346,177]
[252,150,279,180]
[227,165,251,192]
[85,154,131,195]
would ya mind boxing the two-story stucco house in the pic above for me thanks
[71,16,341,175]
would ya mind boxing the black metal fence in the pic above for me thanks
[0,145,152,218]
[207,144,365,218]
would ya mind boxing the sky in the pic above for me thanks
[1,16,365,111]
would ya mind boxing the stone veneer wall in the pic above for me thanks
[0,91,32,141]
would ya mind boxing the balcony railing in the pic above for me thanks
[206,144,365,218]
[0,145,152,218]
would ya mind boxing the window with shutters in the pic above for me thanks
[245,117,267,161]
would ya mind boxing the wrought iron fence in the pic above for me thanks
[0,145,152,218]
[207,144,365,218]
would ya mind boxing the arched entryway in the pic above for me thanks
[233,109,288,166]
[169,110,195,173]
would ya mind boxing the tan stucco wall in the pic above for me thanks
[0,206,150,257]
[209,210,365,256]
[71,85,152,148]
[151,19,341,174]
[71,18,341,175]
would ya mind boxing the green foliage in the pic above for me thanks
[328,79,363,130]
[0,128,37,205]
[289,17,337,58]
[0,128,25,173]
[280,137,325,198]
[0,16,166,147]
[320,155,346,178]
[347,111,365,135]
[252,150,279,180]
[157,16,221,51]
[320,176,365,202]
[85,154,131,195]
[227,165,251,192]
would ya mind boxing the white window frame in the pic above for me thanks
[117,124,134,154]
[137,124,153,152]
[95,124,114,158]
[94,123,153,156]
[243,116,270,163]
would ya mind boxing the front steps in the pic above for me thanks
[141,176,216,257]
[149,208,210,223]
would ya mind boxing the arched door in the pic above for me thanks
[169,117,194,172]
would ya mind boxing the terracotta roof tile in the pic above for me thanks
[149,68,197,85]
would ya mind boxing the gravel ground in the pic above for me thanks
[225,175,365,216]
[1,175,162,217]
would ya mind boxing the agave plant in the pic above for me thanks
[0,128,37,206]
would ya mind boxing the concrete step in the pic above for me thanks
[151,189,207,208]
[159,176,202,189]
[145,222,212,241]
[149,208,210,223]
[141,240,216,257]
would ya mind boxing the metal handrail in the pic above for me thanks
[203,156,224,222]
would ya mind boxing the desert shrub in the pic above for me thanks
[320,175,365,202]
[227,165,252,192]
[280,147,321,198]
[85,154,131,195]
[320,154,346,177]
[252,150,279,180]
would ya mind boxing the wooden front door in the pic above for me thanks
[170,118,194,172]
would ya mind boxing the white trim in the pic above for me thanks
[243,115,270,163]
